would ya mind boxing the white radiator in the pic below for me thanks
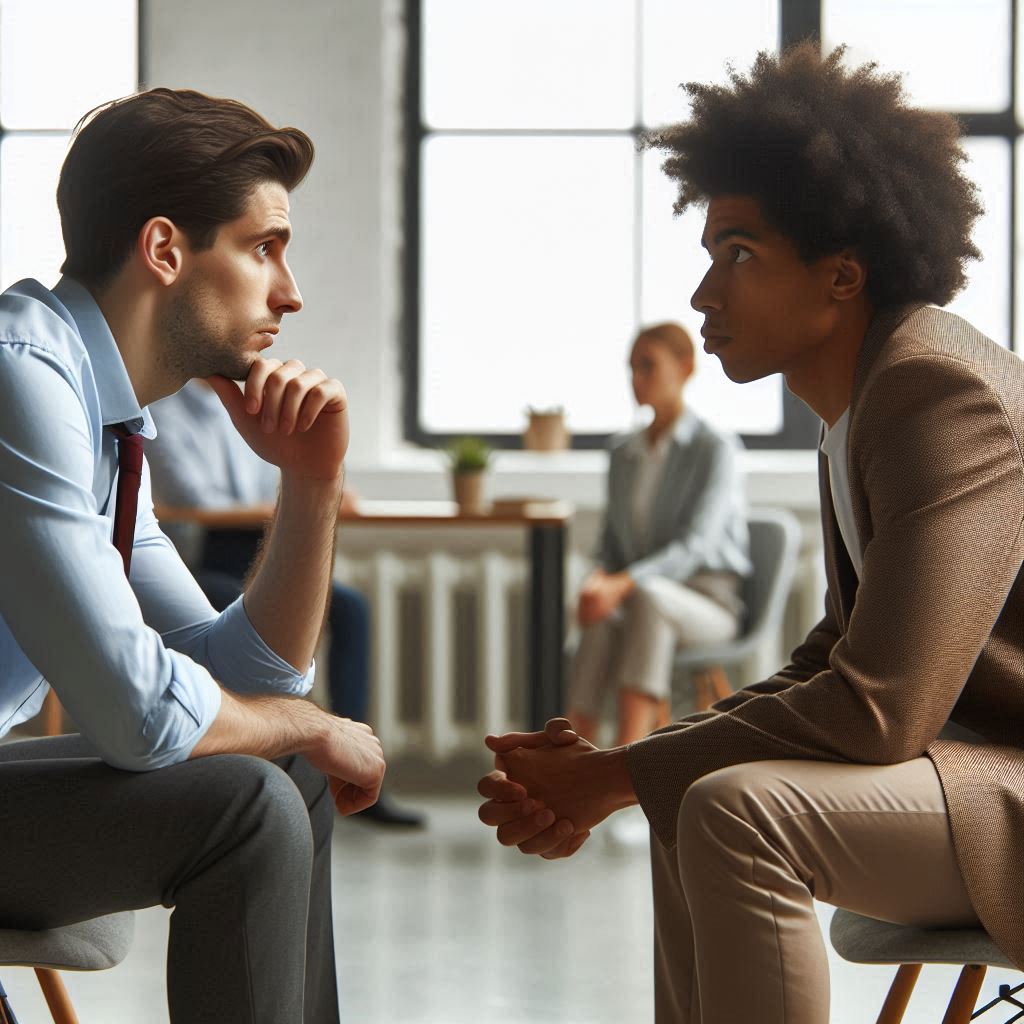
[332,550,557,760]
[328,522,821,760]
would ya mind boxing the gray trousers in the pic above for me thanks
[0,734,338,1024]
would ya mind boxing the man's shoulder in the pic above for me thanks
[0,279,87,375]
[854,305,1024,452]
[864,305,1024,409]
[884,305,1019,374]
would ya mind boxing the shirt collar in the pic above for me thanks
[625,407,699,458]
[52,276,156,439]
[819,408,851,458]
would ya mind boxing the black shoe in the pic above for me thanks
[353,792,426,828]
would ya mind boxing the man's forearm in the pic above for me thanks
[243,471,344,671]
[190,687,328,761]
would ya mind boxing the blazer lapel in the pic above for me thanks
[842,302,929,614]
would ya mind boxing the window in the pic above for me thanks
[406,0,1019,450]
[822,0,1016,349]
[0,0,138,291]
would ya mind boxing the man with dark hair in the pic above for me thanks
[478,44,1024,1022]
[0,88,382,1023]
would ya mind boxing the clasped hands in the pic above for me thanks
[477,717,638,859]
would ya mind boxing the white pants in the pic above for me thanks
[568,576,739,717]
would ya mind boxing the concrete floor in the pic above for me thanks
[1,795,1020,1023]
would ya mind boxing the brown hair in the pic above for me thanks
[633,322,695,363]
[57,88,315,289]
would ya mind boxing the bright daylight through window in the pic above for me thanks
[0,0,137,292]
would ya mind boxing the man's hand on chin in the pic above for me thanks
[206,358,350,484]
[477,718,639,859]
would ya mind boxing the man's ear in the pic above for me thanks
[137,216,186,286]
[831,249,868,302]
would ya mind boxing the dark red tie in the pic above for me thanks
[111,424,144,576]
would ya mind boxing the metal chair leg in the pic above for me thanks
[940,964,987,1024]
[34,969,79,1024]
[875,963,921,1024]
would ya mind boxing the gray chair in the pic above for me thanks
[830,908,1019,1024]
[0,912,135,1024]
[672,508,802,713]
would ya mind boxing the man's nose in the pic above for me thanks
[273,264,303,314]
[690,267,721,314]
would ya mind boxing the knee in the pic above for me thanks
[214,755,314,862]
[280,753,334,846]
[676,763,765,865]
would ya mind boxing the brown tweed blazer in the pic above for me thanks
[627,303,1024,967]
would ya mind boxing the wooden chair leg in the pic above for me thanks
[42,691,64,737]
[693,670,714,712]
[940,964,987,1024]
[34,968,79,1024]
[875,963,921,1024]
[693,667,732,712]
[708,666,733,701]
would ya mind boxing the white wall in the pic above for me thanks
[143,0,406,471]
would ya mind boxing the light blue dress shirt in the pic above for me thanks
[0,277,314,770]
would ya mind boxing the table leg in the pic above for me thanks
[528,524,566,729]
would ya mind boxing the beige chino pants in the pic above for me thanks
[650,757,978,1023]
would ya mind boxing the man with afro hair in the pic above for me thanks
[478,43,1024,1022]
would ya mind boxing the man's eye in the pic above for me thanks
[256,242,272,258]
[733,247,752,264]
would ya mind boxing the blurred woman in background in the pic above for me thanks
[567,322,751,746]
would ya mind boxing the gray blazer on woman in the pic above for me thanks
[598,410,752,593]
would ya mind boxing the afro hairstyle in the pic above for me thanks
[642,43,983,309]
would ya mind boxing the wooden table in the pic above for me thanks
[156,499,574,729]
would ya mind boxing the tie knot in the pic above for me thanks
[112,423,144,475]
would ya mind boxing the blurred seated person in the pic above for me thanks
[567,322,752,746]
[148,378,423,827]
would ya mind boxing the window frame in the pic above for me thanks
[0,0,142,290]
[402,0,1019,451]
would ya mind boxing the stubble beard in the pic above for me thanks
[157,273,257,384]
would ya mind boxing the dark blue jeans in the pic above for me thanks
[198,529,369,722]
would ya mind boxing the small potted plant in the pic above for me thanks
[446,436,493,513]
